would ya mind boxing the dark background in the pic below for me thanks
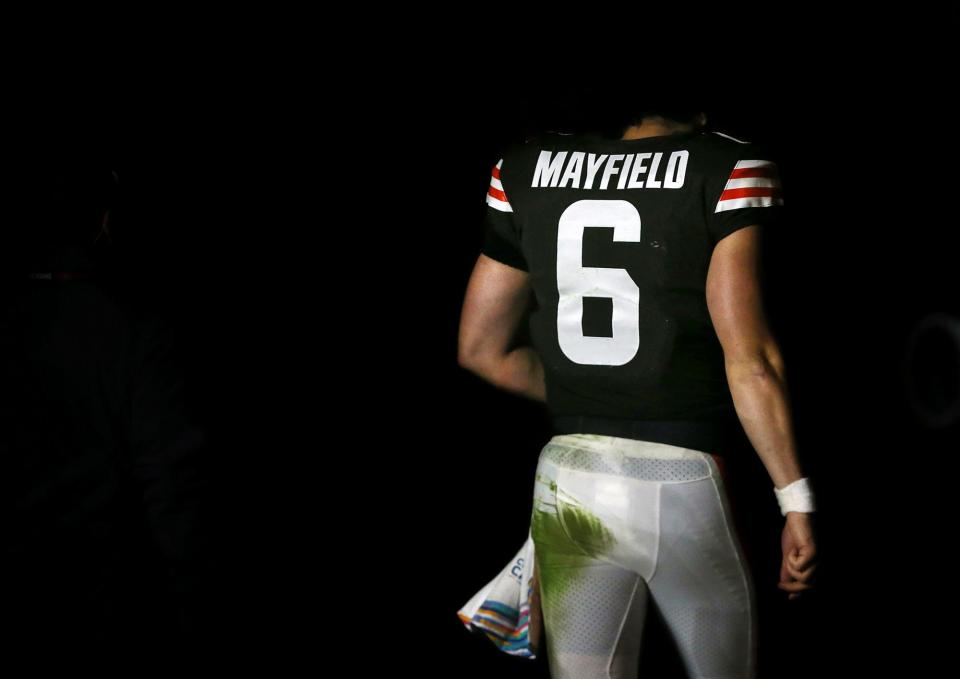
[28,59,957,673]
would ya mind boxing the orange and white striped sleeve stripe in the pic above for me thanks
[485,159,513,213]
[715,160,783,212]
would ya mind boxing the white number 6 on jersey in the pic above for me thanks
[557,199,641,366]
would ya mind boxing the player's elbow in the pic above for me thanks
[723,342,785,383]
[458,334,506,380]
[457,345,476,371]
[457,338,488,373]
[725,356,774,383]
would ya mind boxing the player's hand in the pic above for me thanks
[779,512,817,600]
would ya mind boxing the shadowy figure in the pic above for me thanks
[0,161,217,662]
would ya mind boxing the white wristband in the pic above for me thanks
[774,477,815,515]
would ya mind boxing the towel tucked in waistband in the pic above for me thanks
[457,525,541,659]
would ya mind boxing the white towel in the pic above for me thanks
[456,525,542,659]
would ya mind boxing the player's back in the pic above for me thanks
[481,128,784,455]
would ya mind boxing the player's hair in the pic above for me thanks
[583,104,707,141]
[621,108,705,128]
[606,89,708,137]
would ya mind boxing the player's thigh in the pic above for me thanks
[649,473,757,679]
[530,445,650,679]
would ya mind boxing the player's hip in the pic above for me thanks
[539,432,722,480]
[530,433,732,575]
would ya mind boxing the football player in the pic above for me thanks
[458,106,818,679]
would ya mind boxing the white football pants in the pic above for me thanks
[530,433,757,679]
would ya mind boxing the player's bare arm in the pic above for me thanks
[706,224,818,600]
[458,253,546,402]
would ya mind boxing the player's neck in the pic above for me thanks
[620,119,696,141]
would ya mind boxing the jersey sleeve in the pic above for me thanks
[706,147,784,245]
[480,157,529,271]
